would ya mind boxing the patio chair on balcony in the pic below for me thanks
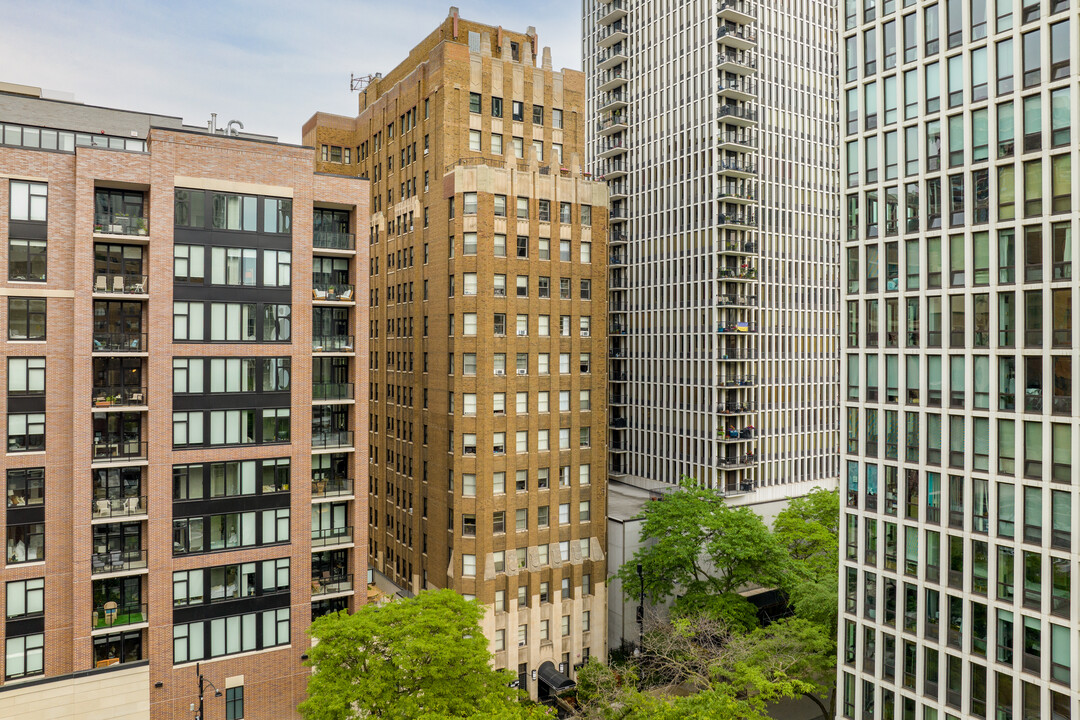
[94,276,108,293]
[339,288,353,301]
[125,497,141,515]
[108,550,122,571]
[95,499,110,517]
[129,392,144,404]
[92,554,107,573]
[112,276,125,293]
[313,288,328,300]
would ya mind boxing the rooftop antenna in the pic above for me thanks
[350,73,381,92]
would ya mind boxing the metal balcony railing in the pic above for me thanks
[92,496,147,519]
[91,440,147,462]
[92,387,147,408]
[718,159,757,174]
[312,283,356,302]
[311,574,353,596]
[312,336,355,352]
[717,25,758,42]
[312,431,354,449]
[719,105,759,122]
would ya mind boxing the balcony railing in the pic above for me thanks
[312,336,354,352]
[313,382,355,401]
[92,495,147,519]
[93,273,148,295]
[312,283,355,302]
[717,52,758,69]
[720,130,757,146]
[91,603,147,631]
[718,401,757,413]
[718,159,757,174]
[95,213,148,237]
[717,25,757,42]
[92,387,147,408]
[91,440,147,462]
[90,549,147,575]
[716,293,758,306]
[719,375,758,386]
[92,332,147,353]
[718,78,759,95]
[719,105,759,122]
[313,231,355,250]
[717,322,759,333]
[598,115,629,132]
[312,477,354,498]
[717,454,757,468]
[311,526,353,548]
[312,431,354,449]
[718,348,759,360]
[718,213,758,227]
[717,266,757,280]
[311,574,353,596]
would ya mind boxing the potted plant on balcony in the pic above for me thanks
[134,217,148,236]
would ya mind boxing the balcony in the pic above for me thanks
[717,454,757,469]
[312,336,354,352]
[716,293,757,307]
[718,0,756,24]
[610,324,628,335]
[718,105,759,127]
[597,46,628,71]
[313,231,355,251]
[91,440,147,463]
[93,273,148,296]
[598,139,628,159]
[94,213,148,237]
[610,231,628,245]
[609,255,627,266]
[722,240,758,255]
[719,130,756,150]
[719,374,758,386]
[312,430,354,450]
[313,382,355,402]
[312,477,354,499]
[601,159,628,180]
[718,159,757,178]
[717,23,757,50]
[717,266,758,280]
[92,496,147,520]
[311,526,353,548]
[311,574,354,597]
[599,0,628,25]
[720,426,757,441]
[717,213,757,229]
[91,603,147,632]
[717,322,759,334]
[719,479,756,495]
[599,19,629,47]
[717,51,757,75]
[717,78,757,102]
[599,91,630,115]
[90,549,147,575]
[718,186,756,204]
[312,284,355,302]
[92,332,147,353]
[91,387,147,409]
[718,401,757,414]
[598,68,628,93]
[609,417,628,429]
[598,114,629,136]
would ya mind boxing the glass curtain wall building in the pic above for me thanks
[840,1,1079,718]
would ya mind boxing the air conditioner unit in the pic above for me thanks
[495,369,506,376]
[494,289,506,297]
[517,369,528,375]
[494,409,506,415]
[581,330,590,337]
[517,329,528,336]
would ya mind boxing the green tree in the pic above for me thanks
[615,478,789,627]
[301,589,553,720]
[772,488,840,631]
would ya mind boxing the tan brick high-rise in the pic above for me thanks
[0,82,368,719]
[304,7,608,697]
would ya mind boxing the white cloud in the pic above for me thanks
[0,0,582,143]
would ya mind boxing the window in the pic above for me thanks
[1050,20,1070,80]
[8,237,46,282]
[6,522,44,563]
[8,297,46,340]
[512,101,524,121]
[9,181,47,222]
[468,130,480,152]
[469,92,481,114]
[226,687,244,719]
[7,412,45,453]
[1022,29,1040,87]
[4,633,43,679]
[5,578,43,619]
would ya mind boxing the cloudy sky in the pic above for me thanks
[0,0,582,144]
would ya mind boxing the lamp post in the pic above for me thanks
[194,662,222,720]
[636,563,645,656]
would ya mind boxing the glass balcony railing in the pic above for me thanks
[311,526,353,548]
[91,440,147,463]
[92,496,147,519]
[92,332,146,353]
[93,273,148,294]
[312,283,355,302]
[313,231,355,250]
[312,336,354,352]
[91,387,147,408]
[312,477,354,498]
[91,602,146,631]
[312,431,354,449]
[90,549,147,575]
[94,213,148,236]
[310,574,353,596]
[313,383,355,401]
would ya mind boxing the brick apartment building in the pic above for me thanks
[303,7,609,698]
[0,82,368,719]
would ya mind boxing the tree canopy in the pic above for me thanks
[301,589,554,720]
[773,487,840,631]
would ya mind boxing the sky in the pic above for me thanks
[0,0,583,144]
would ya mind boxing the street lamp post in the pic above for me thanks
[194,662,222,720]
